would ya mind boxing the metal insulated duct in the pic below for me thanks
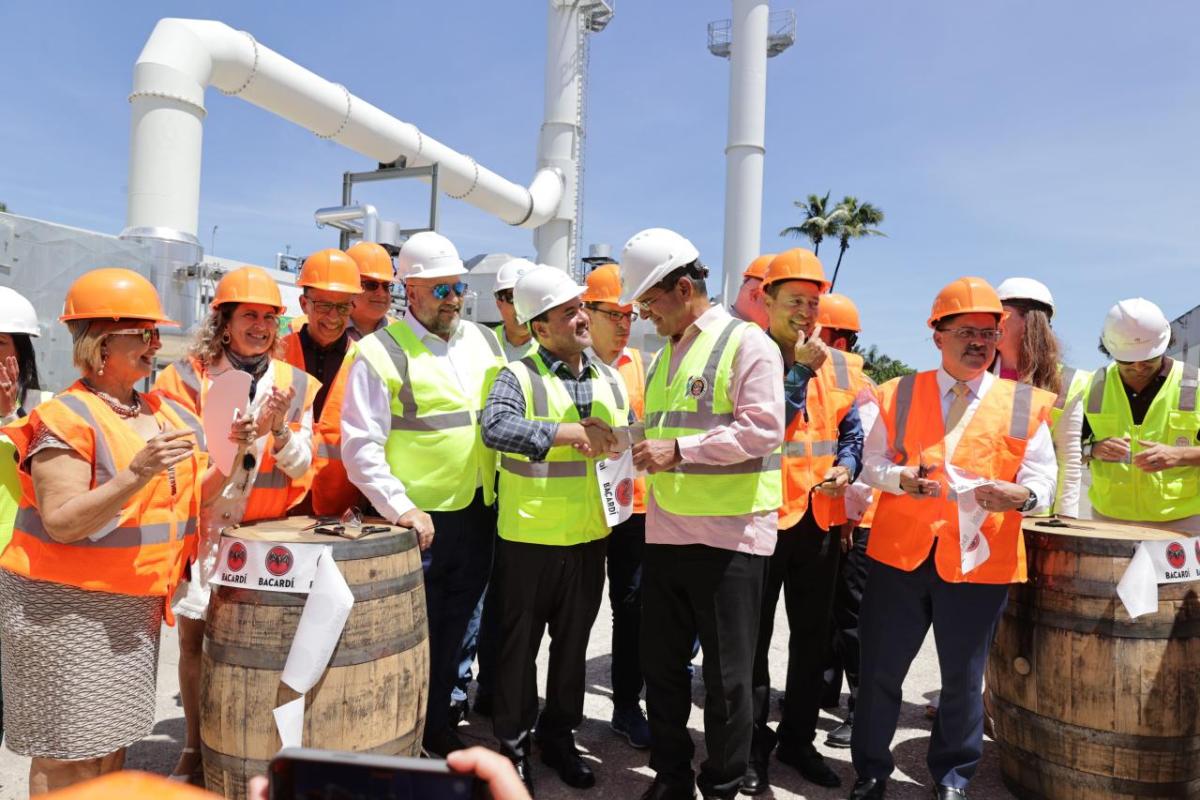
[720,0,770,304]
[121,18,565,248]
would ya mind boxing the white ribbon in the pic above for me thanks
[1117,538,1200,618]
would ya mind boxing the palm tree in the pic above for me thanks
[0,201,7,213]
[779,192,844,256]
[829,196,886,290]
[854,343,914,383]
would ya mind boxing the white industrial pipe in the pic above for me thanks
[534,1,585,271]
[720,0,770,304]
[122,18,565,249]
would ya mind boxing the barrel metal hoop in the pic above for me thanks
[201,730,419,776]
[204,625,427,670]
[1004,601,1200,638]
[990,694,1200,752]
[1024,527,1141,558]
[215,570,423,607]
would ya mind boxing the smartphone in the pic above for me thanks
[269,747,486,800]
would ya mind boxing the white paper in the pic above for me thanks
[202,370,251,476]
[596,450,636,527]
[211,536,324,593]
[944,463,995,574]
[1117,538,1200,618]
[281,547,355,694]
[272,696,306,749]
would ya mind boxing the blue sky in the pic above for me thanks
[2,1,1198,368]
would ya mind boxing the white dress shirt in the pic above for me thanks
[862,367,1057,513]
[844,391,880,522]
[340,313,483,522]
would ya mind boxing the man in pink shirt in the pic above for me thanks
[619,228,785,800]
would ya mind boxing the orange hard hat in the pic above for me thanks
[297,249,362,294]
[60,267,178,325]
[762,248,830,293]
[211,266,284,312]
[818,293,862,332]
[43,771,213,799]
[580,264,632,310]
[346,241,395,282]
[743,253,776,281]
[928,276,1007,328]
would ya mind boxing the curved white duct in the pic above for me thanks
[122,18,565,249]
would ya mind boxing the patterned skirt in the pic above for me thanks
[0,569,163,759]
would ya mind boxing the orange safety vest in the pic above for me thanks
[780,351,858,530]
[154,357,319,521]
[830,350,881,529]
[280,332,363,516]
[0,384,207,617]
[615,348,648,515]
[868,371,1053,584]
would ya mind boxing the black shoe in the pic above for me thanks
[448,697,469,727]
[932,786,966,800]
[825,715,853,749]
[422,728,465,757]
[539,740,595,789]
[639,779,695,800]
[776,742,841,788]
[740,754,769,795]
[473,692,493,718]
[511,755,535,798]
[849,777,887,799]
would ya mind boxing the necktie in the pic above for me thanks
[943,381,971,461]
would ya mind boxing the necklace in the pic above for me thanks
[82,380,142,418]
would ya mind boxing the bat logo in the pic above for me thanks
[1166,542,1186,569]
[616,478,634,508]
[265,545,294,577]
[226,542,247,573]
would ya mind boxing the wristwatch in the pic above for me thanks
[1081,438,1094,463]
[1019,488,1038,513]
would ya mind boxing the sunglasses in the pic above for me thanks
[431,281,468,300]
[107,327,161,344]
[494,290,514,305]
[361,279,392,293]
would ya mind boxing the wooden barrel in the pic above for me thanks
[986,518,1200,799]
[200,517,429,798]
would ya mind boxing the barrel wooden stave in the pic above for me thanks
[200,520,428,799]
[987,521,1200,799]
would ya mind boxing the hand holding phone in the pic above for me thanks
[270,748,487,800]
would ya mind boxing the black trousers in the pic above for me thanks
[822,526,871,713]
[607,513,646,706]
[493,536,607,759]
[642,543,766,799]
[751,509,842,754]
[421,490,497,740]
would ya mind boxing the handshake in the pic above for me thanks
[556,417,633,459]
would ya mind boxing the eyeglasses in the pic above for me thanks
[308,300,353,316]
[360,279,392,293]
[431,281,468,300]
[494,290,514,305]
[587,305,635,324]
[106,327,161,344]
[636,290,669,314]
[939,327,1003,342]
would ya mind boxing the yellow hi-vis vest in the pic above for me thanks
[1040,364,1092,517]
[497,352,629,545]
[1084,359,1200,523]
[643,316,782,517]
[0,390,54,553]
[353,318,505,511]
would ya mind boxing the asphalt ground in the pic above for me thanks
[0,585,1015,800]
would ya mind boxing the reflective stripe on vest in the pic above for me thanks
[643,317,781,517]
[1084,360,1200,522]
[892,375,1034,457]
[829,350,852,391]
[1055,366,1077,410]
[311,354,361,517]
[497,352,626,544]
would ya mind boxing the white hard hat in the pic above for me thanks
[997,277,1055,317]
[617,228,700,306]
[494,257,537,292]
[1101,298,1170,362]
[396,231,467,281]
[0,286,40,336]
[513,266,585,325]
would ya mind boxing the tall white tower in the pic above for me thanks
[709,2,794,304]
